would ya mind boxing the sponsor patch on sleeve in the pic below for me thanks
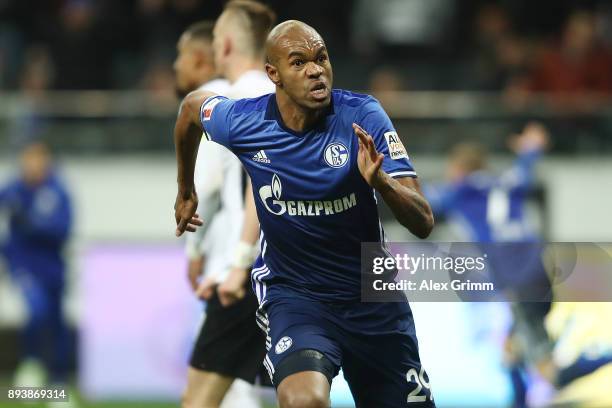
[384,131,409,160]
[200,96,223,122]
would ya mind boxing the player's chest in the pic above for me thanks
[241,129,362,198]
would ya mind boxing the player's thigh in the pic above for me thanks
[182,367,234,408]
[341,330,435,408]
[277,370,331,408]
[262,311,339,407]
[260,298,342,386]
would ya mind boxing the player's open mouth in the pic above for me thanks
[309,82,328,100]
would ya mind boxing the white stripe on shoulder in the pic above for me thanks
[388,170,417,178]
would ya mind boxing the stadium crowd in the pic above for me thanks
[2,0,612,94]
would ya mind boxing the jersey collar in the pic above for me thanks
[265,92,335,137]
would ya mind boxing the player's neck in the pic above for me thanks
[224,55,263,83]
[276,93,326,133]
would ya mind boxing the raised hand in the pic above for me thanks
[174,189,204,237]
[353,123,384,189]
[509,121,550,154]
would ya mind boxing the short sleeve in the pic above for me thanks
[200,96,235,149]
[358,97,417,178]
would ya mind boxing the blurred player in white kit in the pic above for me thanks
[173,2,276,406]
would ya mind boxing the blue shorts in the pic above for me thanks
[256,293,435,407]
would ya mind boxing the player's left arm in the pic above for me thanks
[354,123,433,238]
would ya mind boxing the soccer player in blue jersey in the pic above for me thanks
[0,142,72,387]
[425,124,552,407]
[425,122,549,243]
[174,20,435,408]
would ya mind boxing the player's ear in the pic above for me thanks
[193,49,206,69]
[224,37,232,58]
[265,63,281,87]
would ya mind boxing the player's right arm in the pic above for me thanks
[174,89,233,236]
[174,90,238,236]
[184,143,224,285]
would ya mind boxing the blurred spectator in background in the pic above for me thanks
[470,4,531,91]
[140,59,176,106]
[136,0,219,69]
[368,66,406,109]
[7,45,54,150]
[138,0,183,59]
[514,10,612,112]
[596,2,612,47]
[19,46,54,96]
[47,0,113,90]
[352,0,457,55]
[0,0,611,97]
[0,142,73,388]
[498,8,612,152]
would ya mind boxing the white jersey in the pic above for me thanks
[186,71,274,282]
[185,78,230,278]
[201,78,231,95]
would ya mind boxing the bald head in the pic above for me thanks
[265,20,324,65]
[263,20,332,111]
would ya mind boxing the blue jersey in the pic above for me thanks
[0,172,72,289]
[425,152,548,298]
[425,150,543,243]
[200,90,416,302]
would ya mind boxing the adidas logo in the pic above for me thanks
[253,150,271,164]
